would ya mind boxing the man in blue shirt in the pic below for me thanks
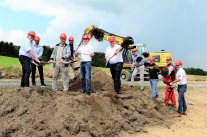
[130,48,145,91]
[31,36,46,87]
[19,31,40,87]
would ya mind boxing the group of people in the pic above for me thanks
[19,31,187,116]
[19,31,123,95]
[130,49,187,117]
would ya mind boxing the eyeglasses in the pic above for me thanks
[69,40,74,42]
[132,50,137,53]
[83,38,89,40]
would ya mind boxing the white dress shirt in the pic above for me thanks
[78,44,94,62]
[176,67,187,85]
[105,44,123,64]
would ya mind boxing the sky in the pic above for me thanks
[0,0,206,70]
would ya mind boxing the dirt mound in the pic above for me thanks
[0,68,175,137]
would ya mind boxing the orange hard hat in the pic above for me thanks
[82,34,89,39]
[149,57,155,61]
[109,36,115,42]
[60,33,67,39]
[68,36,74,41]
[34,36,40,41]
[28,31,36,37]
[166,56,172,61]
[175,60,182,66]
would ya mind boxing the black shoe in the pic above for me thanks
[86,91,91,95]
[41,84,46,87]
[116,90,121,94]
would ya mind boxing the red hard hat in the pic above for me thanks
[166,56,172,61]
[109,36,115,42]
[150,57,155,61]
[28,31,36,37]
[82,34,89,39]
[60,33,67,39]
[175,60,182,66]
[34,36,40,41]
[68,36,74,41]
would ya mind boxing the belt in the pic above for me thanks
[178,84,187,86]
[19,55,31,59]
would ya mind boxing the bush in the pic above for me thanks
[184,67,207,76]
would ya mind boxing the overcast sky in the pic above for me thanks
[0,0,206,70]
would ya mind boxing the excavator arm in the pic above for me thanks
[83,25,135,52]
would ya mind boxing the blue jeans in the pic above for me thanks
[150,79,158,98]
[80,62,92,92]
[178,84,187,113]
[110,62,123,93]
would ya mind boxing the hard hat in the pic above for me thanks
[82,34,89,39]
[149,57,155,61]
[34,36,40,41]
[68,36,74,41]
[166,56,172,61]
[60,33,67,39]
[109,36,115,42]
[28,31,36,37]
[175,60,182,66]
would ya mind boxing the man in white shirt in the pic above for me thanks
[105,36,123,94]
[170,60,187,117]
[76,34,94,95]
[19,31,40,87]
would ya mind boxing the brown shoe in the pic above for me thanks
[181,112,187,115]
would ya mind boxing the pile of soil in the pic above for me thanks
[0,68,175,137]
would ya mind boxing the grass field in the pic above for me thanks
[0,56,20,67]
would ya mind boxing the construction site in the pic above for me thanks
[0,67,207,137]
[0,1,207,137]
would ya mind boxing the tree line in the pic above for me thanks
[0,41,106,67]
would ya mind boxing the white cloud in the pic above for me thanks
[1,0,137,46]
[0,27,26,46]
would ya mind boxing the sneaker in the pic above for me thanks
[63,89,68,92]
[32,83,36,86]
[52,89,58,92]
[41,84,46,87]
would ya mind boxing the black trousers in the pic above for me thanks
[110,62,123,93]
[31,62,44,85]
[19,55,31,87]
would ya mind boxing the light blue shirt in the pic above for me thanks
[32,44,43,59]
[19,41,33,58]
[132,54,144,67]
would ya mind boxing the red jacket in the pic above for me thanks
[163,64,176,84]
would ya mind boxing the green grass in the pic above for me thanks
[0,56,20,67]
[97,67,110,72]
